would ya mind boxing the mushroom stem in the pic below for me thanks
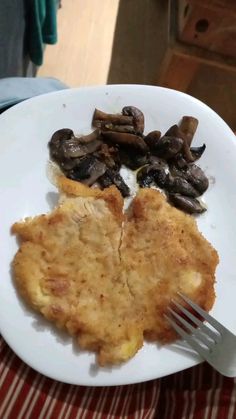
[182,140,195,162]
[92,109,133,127]
[179,116,199,147]
[102,131,148,152]
[101,123,135,133]
[78,129,101,144]
[99,168,130,197]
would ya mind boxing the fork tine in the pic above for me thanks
[165,315,208,359]
[178,293,227,335]
[172,301,221,343]
[168,307,213,348]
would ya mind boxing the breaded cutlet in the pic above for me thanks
[121,188,219,343]
[12,177,143,365]
[12,178,219,365]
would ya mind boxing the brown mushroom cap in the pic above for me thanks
[152,136,184,160]
[144,130,161,149]
[165,174,199,197]
[122,106,145,135]
[168,194,206,214]
[67,155,106,186]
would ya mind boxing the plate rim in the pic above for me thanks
[1,83,235,137]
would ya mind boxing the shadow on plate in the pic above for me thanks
[88,360,121,377]
[167,340,201,361]
[31,316,72,346]
[72,338,123,375]
[46,191,59,210]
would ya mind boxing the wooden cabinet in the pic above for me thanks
[156,0,236,129]
[158,0,236,87]
[177,0,236,58]
[105,0,236,128]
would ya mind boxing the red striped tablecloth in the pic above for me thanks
[0,336,235,419]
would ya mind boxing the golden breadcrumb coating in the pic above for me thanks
[121,188,219,343]
[12,177,219,365]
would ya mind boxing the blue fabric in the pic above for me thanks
[0,77,68,111]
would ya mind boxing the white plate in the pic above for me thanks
[0,85,236,386]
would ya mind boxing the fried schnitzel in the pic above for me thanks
[121,188,219,343]
[12,177,219,365]
[12,178,143,365]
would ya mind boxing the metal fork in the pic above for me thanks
[166,293,236,377]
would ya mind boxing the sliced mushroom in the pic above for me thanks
[190,144,206,161]
[169,164,187,179]
[102,131,148,153]
[95,143,121,170]
[165,122,196,162]
[137,159,168,188]
[122,106,144,135]
[170,153,188,169]
[109,172,130,197]
[144,130,161,149]
[152,136,183,160]
[76,129,101,144]
[154,171,169,189]
[170,163,209,195]
[92,109,133,128]
[66,155,106,186]
[179,116,199,147]
[182,141,196,162]
[98,168,130,197]
[168,194,206,214]
[165,174,199,197]
[144,130,183,160]
[148,155,167,166]
[49,110,208,217]
[49,128,102,163]
[101,123,135,134]
[137,166,155,188]
[119,149,149,170]
[98,172,114,189]
[61,137,102,159]
[60,157,84,171]
[49,128,74,145]
[181,142,206,163]
[49,128,74,161]
[164,124,180,137]
[185,164,209,194]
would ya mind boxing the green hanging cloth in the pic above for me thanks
[27,0,58,66]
